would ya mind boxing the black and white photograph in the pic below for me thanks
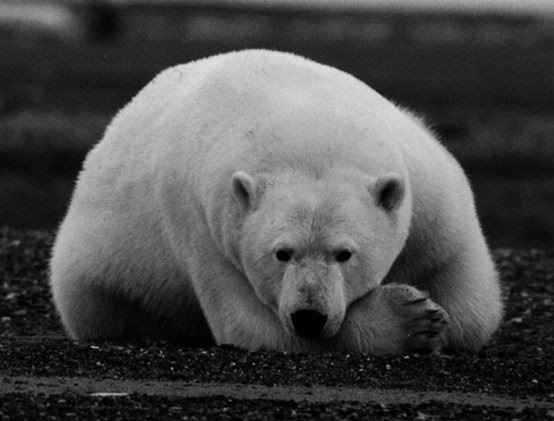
[1,0,553,419]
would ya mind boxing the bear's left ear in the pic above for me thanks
[371,172,405,211]
[231,171,262,210]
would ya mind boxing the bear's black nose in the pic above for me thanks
[291,310,328,338]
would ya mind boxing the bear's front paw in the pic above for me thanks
[382,284,449,354]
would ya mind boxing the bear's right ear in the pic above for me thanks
[371,172,405,211]
[231,171,261,210]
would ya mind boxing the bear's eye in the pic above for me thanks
[275,249,293,263]
[335,249,352,263]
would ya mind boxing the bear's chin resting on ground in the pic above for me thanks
[49,49,503,354]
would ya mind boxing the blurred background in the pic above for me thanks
[1,0,553,249]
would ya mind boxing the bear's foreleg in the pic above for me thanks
[52,275,141,341]
[53,275,213,344]
[424,249,503,352]
[338,284,449,355]
[187,246,291,351]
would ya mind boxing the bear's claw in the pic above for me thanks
[404,296,429,305]
[381,284,449,354]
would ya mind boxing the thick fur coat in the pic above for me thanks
[50,50,503,354]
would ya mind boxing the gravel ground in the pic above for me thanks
[1,228,553,420]
[2,393,552,421]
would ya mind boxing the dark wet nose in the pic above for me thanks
[291,310,328,338]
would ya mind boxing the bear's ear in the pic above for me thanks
[231,171,261,210]
[372,172,405,211]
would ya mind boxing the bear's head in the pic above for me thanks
[230,168,411,341]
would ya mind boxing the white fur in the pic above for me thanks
[50,50,503,353]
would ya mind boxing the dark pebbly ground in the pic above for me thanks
[1,228,553,420]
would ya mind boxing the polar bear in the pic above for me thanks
[50,49,503,354]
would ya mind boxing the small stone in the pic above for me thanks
[90,392,129,397]
[415,411,430,420]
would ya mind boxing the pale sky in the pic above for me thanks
[119,0,554,16]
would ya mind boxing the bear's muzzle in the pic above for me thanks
[279,260,346,339]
